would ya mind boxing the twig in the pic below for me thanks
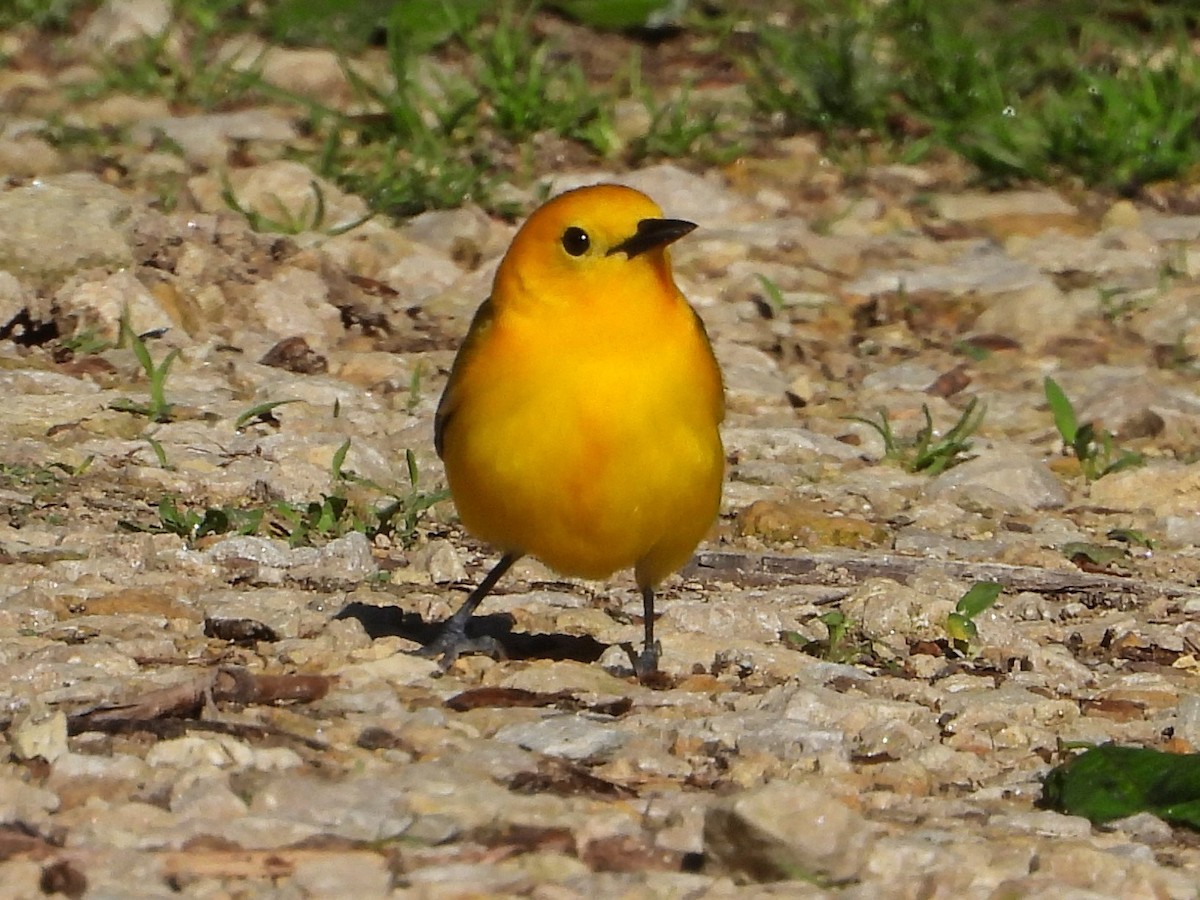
[685,549,1200,603]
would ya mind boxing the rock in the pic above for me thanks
[1052,367,1200,444]
[678,709,846,760]
[1143,215,1200,242]
[381,244,471,304]
[413,539,467,585]
[663,595,789,646]
[932,190,1082,237]
[893,526,1010,561]
[544,164,749,226]
[861,362,939,392]
[498,660,633,697]
[939,683,1079,752]
[168,773,249,820]
[735,498,887,549]
[249,266,343,347]
[249,773,415,842]
[611,97,653,146]
[61,800,178,851]
[257,46,385,107]
[145,735,257,770]
[1173,693,1200,748]
[0,272,32,333]
[56,270,177,339]
[1109,812,1175,845]
[130,110,298,167]
[290,852,393,898]
[0,860,42,897]
[926,450,1068,512]
[1102,200,1142,230]
[845,246,1045,298]
[762,680,937,747]
[335,650,441,689]
[202,533,376,588]
[0,173,135,287]
[0,773,60,823]
[840,577,956,653]
[1007,229,1159,278]
[717,342,790,412]
[8,707,69,762]
[491,714,628,761]
[292,532,378,584]
[400,205,499,259]
[723,425,864,464]
[704,781,879,883]
[870,163,938,191]
[991,810,1093,840]
[970,282,1090,349]
[1087,462,1200,516]
[76,0,172,58]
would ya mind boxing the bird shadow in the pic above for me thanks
[335,601,608,664]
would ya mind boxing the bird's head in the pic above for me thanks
[492,184,696,313]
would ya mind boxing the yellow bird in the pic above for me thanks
[430,184,724,676]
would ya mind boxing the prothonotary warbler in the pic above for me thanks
[429,184,724,677]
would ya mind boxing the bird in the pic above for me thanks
[428,183,724,678]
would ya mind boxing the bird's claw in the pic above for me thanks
[620,640,662,682]
[416,627,505,673]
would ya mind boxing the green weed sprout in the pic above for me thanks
[1043,377,1143,480]
[945,581,1002,655]
[110,312,179,423]
[851,398,985,475]
[782,610,863,664]
[124,441,446,550]
[235,400,301,431]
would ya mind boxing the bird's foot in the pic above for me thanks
[416,623,505,673]
[620,640,662,683]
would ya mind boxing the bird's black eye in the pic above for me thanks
[561,226,590,257]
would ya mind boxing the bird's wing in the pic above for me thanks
[690,306,726,424]
[434,297,495,459]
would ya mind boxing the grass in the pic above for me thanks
[124,441,448,549]
[0,0,88,30]
[781,611,867,664]
[0,457,93,528]
[744,0,1200,193]
[23,2,1200,211]
[220,175,370,235]
[69,12,270,111]
[850,398,985,475]
[311,3,624,217]
[234,400,302,431]
[109,314,180,424]
[1043,377,1144,480]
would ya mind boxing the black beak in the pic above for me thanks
[607,218,697,258]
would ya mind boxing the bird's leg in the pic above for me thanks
[418,552,520,670]
[622,585,661,680]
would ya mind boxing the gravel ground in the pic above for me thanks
[6,4,1200,899]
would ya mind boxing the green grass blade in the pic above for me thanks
[1043,376,1077,444]
[235,399,300,430]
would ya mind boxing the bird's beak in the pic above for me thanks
[607,218,697,258]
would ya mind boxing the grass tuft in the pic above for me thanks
[1043,377,1144,480]
[851,398,985,476]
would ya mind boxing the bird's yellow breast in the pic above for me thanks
[439,275,723,586]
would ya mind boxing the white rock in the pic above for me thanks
[492,713,628,761]
[8,707,68,762]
